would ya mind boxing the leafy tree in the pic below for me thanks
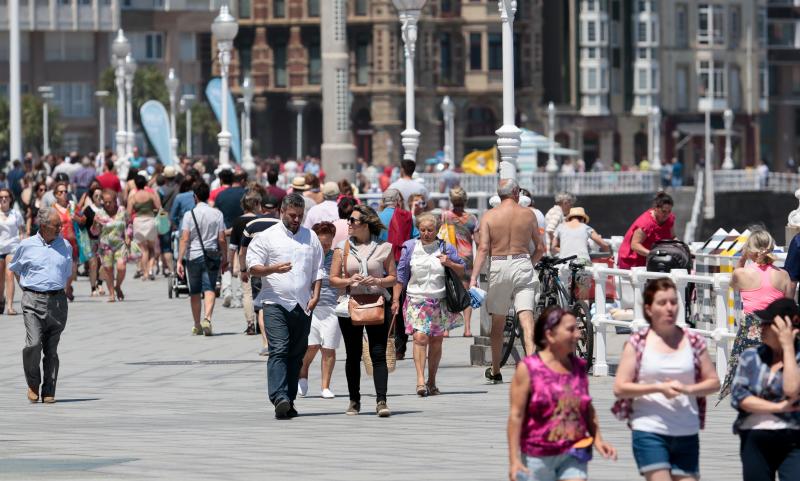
[0,95,63,157]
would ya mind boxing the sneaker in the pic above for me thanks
[258,346,269,356]
[287,404,298,418]
[200,318,213,336]
[245,323,257,335]
[222,297,232,308]
[274,399,291,419]
[376,401,391,418]
[321,388,335,399]
[192,325,203,336]
[345,400,361,415]
[298,378,308,397]
[484,367,503,385]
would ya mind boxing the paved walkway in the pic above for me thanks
[0,277,743,480]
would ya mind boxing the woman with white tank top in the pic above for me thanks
[613,278,720,481]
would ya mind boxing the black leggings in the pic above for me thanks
[338,307,391,404]
[740,429,800,481]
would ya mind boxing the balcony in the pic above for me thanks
[0,2,117,31]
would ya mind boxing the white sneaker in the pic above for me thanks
[321,388,335,399]
[298,378,308,397]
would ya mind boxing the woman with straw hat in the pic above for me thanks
[551,207,609,261]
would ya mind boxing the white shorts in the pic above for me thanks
[308,305,342,349]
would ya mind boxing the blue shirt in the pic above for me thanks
[9,233,73,291]
[784,234,800,282]
[170,191,196,229]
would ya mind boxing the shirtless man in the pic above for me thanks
[470,179,545,384]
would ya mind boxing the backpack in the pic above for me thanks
[646,239,693,272]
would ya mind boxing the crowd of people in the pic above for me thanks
[7,150,800,481]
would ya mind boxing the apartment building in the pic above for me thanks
[0,0,119,153]
[543,0,768,171]
[229,0,543,165]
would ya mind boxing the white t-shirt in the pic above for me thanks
[406,241,446,299]
[388,177,428,204]
[631,341,699,436]
[0,209,25,255]
[556,223,595,261]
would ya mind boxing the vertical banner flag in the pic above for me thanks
[205,78,242,163]
[139,100,173,166]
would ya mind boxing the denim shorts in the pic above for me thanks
[158,231,173,254]
[185,257,220,295]
[632,430,699,477]
[518,453,588,481]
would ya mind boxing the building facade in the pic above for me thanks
[0,0,119,153]
[543,0,768,172]
[229,0,544,166]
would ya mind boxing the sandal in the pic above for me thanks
[6,306,17,315]
[426,384,441,396]
[416,384,428,397]
[115,286,125,301]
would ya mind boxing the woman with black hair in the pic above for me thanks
[127,174,162,280]
[617,192,676,270]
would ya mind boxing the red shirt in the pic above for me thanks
[96,172,121,192]
[210,185,229,203]
[617,210,675,269]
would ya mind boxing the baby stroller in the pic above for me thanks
[167,230,222,298]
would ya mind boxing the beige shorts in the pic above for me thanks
[486,257,537,315]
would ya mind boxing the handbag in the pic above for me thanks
[362,313,398,376]
[440,241,471,312]
[155,209,170,235]
[191,208,221,271]
[343,240,385,326]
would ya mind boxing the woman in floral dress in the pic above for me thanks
[441,187,479,336]
[92,190,130,302]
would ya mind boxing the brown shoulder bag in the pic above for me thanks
[343,241,386,326]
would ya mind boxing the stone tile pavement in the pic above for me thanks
[0,277,743,480]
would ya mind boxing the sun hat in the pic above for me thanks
[567,207,590,223]
[322,181,340,198]
[754,298,800,328]
[163,166,177,178]
[291,176,309,191]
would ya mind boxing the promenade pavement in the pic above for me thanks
[0,277,743,480]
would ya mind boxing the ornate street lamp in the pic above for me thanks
[95,90,109,156]
[240,75,255,172]
[651,106,662,170]
[165,68,180,164]
[722,109,734,170]
[38,86,53,156]
[111,29,130,162]
[392,0,427,163]
[441,96,455,166]
[546,102,558,173]
[211,5,239,168]
[496,0,522,171]
[124,53,137,160]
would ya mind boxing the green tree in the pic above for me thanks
[0,95,63,157]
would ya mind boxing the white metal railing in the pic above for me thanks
[418,171,660,197]
[591,265,734,381]
[683,169,704,244]
[712,169,800,193]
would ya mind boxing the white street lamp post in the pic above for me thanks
[441,96,455,165]
[292,98,307,162]
[111,30,130,163]
[703,61,715,220]
[241,75,255,172]
[211,5,239,168]
[95,90,109,155]
[9,0,22,162]
[38,86,53,156]
[180,94,195,159]
[165,68,180,164]
[124,53,137,160]
[546,101,558,173]
[393,0,427,163]
[651,106,662,170]
[722,108,734,170]
[496,0,522,171]
[238,99,246,163]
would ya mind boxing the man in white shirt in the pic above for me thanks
[388,159,428,204]
[303,181,340,229]
[176,183,228,337]
[247,193,324,419]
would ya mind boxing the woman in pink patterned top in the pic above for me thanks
[508,306,617,481]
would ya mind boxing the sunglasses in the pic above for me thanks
[0,196,10,201]
[347,217,363,225]
[56,190,67,194]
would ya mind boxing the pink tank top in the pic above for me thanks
[519,354,591,457]
[739,264,785,314]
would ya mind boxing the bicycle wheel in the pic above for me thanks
[500,314,524,368]
[571,300,594,372]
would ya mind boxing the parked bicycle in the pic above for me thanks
[500,255,594,371]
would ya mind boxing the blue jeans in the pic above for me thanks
[185,257,220,295]
[632,430,699,477]
[264,304,312,406]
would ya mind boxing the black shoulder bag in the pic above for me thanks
[440,240,471,313]
[190,208,221,271]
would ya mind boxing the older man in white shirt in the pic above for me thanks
[303,181,340,229]
[247,193,324,419]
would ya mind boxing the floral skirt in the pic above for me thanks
[403,295,463,337]
[719,312,761,400]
